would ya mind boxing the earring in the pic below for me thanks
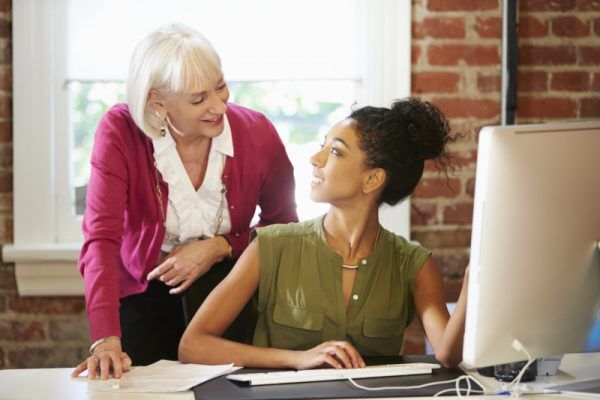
[160,119,167,137]
[154,109,167,137]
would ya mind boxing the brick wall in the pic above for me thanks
[403,0,600,353]
[1,0,599,367]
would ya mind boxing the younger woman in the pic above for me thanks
[179,98,467,369]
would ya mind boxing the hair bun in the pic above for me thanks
[389,98,450,161]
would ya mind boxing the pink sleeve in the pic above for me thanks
[78,111,129,341]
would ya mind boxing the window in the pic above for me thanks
[6,0,411,295]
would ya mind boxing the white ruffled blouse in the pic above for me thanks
[153,116,233,252]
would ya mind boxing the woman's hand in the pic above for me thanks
[146,236,230,294]
[71,339,131,380]
[291,341,366,370]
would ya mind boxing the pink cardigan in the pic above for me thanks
[79,103,298,341]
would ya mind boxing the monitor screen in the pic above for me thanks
[463,121,600,368]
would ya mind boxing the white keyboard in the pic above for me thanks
[226,363,441,386]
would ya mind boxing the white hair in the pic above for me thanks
[126,23,223,138]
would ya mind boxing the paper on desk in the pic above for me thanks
[86,359,240,392]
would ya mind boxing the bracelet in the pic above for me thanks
[89,336,120,355]
[220,235,234,260]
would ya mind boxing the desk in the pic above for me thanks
[1,353,599,400]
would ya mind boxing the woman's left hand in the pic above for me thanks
[146,236,230,294]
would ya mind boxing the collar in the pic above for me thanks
[152,114,234,157]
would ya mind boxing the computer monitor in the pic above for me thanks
[463,120,600,368]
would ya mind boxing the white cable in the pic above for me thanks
[347,374,487,397]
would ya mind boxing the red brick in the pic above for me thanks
[0,43,10,64]
[2,217,13,242]
[50,319,90,342]
[428,44,500,66]
[518,71,548,91]
[578,0,600,10]
[0,320,44,342]
[0,268,15,290]
[0,169,11,192]
[413,17,465,39]
[449,149,477,168]
[444,203,474,224]
[0,65,10,91]
[0,121,11,142]
[411,229,472,248]
[13,321,46,341]
[0,296,6,313]
[0,0,10,13]
[466,177,476,199]
[0,144,12,167]
[0,348,4,368]
[595,17,600,35]
[412,177,461,199]
[0,19,9,39]
[592,72,600,91]
[431,98,500,119]
[411,203,437,226]
[581,46,600,65]
[428,0,498,11]
[520,0,576,11]
[434,254,470,277]
[412,72,460,93]
[477,73,500,93]
[0,95,10,118]
[551,72,590,91]
[518,97,577,119]
[8,297,85,314]
[412,45,421,65]
[581,98,600,118]
[444,277,466,302]
[519,45,576,65]
[519,15,549,38]
[0,193,10,214]
[475,17,502,38]
[552,16,590,37]
[8,347,85,369]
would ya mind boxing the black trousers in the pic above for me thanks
[119,259,257,366]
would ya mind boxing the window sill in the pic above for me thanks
[2,243,84,296]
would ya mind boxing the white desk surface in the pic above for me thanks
[1,353,599,400]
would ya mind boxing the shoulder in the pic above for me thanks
[226,103,279,142]
[95,104,147,146]
[384,229,432,263]
[96,104,141,140]
[256,218,320,241]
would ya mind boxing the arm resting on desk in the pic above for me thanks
[178,241,365,370]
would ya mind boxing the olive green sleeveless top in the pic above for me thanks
[252,217,431,356]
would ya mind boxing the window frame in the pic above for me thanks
[4,0,412,295]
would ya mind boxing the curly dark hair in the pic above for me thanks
[349,97,452,205]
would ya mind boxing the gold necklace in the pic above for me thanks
[341,226,381,269]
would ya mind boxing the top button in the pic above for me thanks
[352,294,359,300]
[361,259,367,265]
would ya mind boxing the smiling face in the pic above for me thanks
[310,119,384,206]
[151,75,230,139]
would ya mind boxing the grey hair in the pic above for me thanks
[126,23,223,138]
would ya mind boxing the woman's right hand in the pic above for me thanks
[71,339,132,380]
[291,340,366,370]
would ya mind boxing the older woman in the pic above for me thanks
[179,98,468,369]
[71,24,297,379]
